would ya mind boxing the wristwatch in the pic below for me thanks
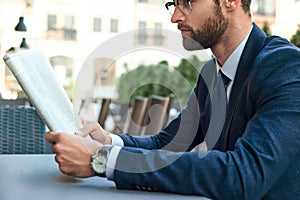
[90,145,112,177]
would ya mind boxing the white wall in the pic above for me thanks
[272,0,300,40]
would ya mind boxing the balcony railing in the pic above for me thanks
[46,28,77,41]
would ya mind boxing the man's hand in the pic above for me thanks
[45,132,102,178]
[76,121,112,145]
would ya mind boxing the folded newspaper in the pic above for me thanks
[3,48,82,135]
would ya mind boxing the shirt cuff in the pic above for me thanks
[106,146,122,180]
[109,133,124,147]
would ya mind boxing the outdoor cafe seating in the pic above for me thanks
[0,97,209,200]
[0,98,49,154]
[0,95,175,154]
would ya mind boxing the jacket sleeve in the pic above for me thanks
[113,104,300,199]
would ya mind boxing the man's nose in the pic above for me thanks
[171,6,185,24]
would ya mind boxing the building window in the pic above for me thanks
[65,16,75,29]
[154,22,163,45]
[152,0,164,4]
[257,0,265,14]
[110,19,118,33]
[64,16,76,40]
[49,56,73,89]
[94,58,116,86]
[47,15,57,31]
[137,21,147,44]
[93,17,102,32]
[252,0,275,16]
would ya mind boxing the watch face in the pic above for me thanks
[91,154,107,174]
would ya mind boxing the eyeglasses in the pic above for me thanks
[165,0,192,16]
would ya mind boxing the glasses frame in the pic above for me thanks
[165,0,192,15]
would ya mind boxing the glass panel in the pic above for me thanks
[110,19,118,33]
[154,22,163,45]
[138,21,147,44]
[65,16,75,29]
[93,17,102,32]
[252,0,275,15]
[47,15,57,31]
[152,0,164,4]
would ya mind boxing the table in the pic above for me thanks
[0,155,209,200]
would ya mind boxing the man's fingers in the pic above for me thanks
[45,131,57,143]
[76,122,100,137]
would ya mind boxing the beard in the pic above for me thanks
[181,4,229,51]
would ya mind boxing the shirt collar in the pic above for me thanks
[216,25,253,82]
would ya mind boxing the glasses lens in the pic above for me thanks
[179,0,192,13]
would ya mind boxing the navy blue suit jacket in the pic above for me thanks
[112,24,300,199]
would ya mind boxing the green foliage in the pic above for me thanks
[17,90,28,99]
[262,21,272,36]
[175,55,203,86]
[290,26,300,48]
[117,56,205,104]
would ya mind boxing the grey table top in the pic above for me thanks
[0,154,209,200]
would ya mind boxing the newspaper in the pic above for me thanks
[3,48,82,135]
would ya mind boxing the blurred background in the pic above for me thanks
[0,0,299,132]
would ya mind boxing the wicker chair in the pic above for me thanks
[0,98,31,106]
[0,105,47,154]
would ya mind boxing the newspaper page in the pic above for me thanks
[3,48,82,135]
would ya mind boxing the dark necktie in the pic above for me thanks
[219,70,231,101]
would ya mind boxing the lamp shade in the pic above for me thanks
[15,17,27,32]
[20,38,29,48]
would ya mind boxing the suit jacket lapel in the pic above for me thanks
[219,23,268,151]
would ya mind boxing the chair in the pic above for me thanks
[97,98,111,128]
[0,105,47,154]
[77,99,86,115]
[143,95,170,135]
[163,94,175,127]
[0,98,31,106]
[125,97,149,136]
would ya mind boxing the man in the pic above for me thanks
[45,0,300,199]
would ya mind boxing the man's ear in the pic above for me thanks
[224,0,240,10]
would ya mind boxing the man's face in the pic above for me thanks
[172,0,229,51]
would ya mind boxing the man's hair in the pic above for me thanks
[241,0,251,15]
[213,0,252,16]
